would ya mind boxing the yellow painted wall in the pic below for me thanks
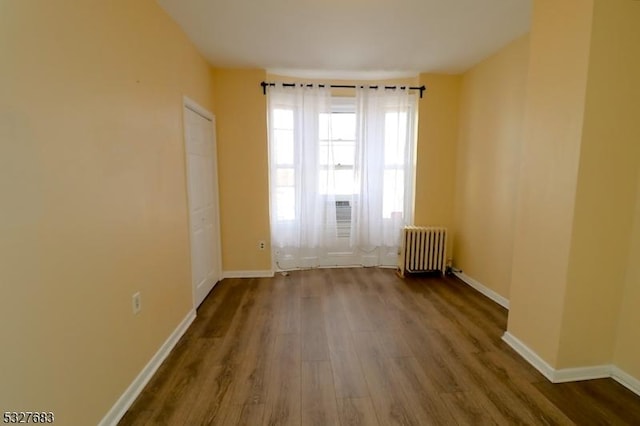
[507,0,594,365]
[0,1,214,423]
[415,73,461,259]
[212,69,272,272]
[221,72,453,271]
[454,35,530,298]
[558,0,640,368]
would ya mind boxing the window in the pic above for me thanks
[267,85,417,269]
[319,98,357,196]
[271,107,295,221]
[383,109,410,219]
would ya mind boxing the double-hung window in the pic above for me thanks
[318,98,357,197]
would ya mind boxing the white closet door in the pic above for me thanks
[184,104,221,308]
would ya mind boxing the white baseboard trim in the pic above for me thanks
[502,331,556,381]
[553,365,611,383]
[223,270,275,279]
[453,271,510,309]
[99,309,196,426]
[611,366,640,396]
[502,332,640,397]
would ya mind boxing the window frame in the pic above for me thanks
[318,97,358,196]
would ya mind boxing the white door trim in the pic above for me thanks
[182,96,223,309]
[184,96,214,121]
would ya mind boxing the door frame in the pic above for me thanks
[182,96,223,310]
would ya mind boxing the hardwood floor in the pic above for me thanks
[120,268,640,425]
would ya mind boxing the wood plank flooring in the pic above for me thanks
[119,268,640,425]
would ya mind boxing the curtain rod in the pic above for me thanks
[260,81,426,98]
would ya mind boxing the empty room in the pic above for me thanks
[2,0,640,425]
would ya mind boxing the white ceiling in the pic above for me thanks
[157,0,531,79]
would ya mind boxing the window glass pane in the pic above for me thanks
[275,187,295,221]
[383,169,404,218]
[320,112,356,141]
[331,113,356,140]
[319,142,355,166]
[274,129,293,164]
[333,142,355,166]
[319,169,356,195]
[334,169,356,195]
[276,168,294,187]
[385,111,408,165]
[273,108,293,129]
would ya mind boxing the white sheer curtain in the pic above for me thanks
[268,84,335,268]
[352,87,417,249]
[268,84,417,270]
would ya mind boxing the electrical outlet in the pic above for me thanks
[132,292,141,315]
[258,240,266,250]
